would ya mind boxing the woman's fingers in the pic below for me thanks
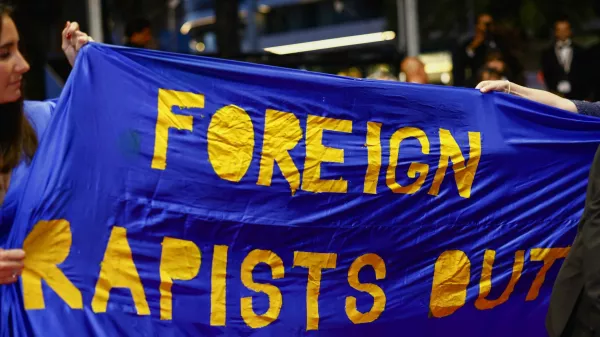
[0,248,26,283]
[475,81,489,90]
[476,80,508,93]
[0,278,17,285]
[74,32,92,50]
[66,22,80,39]
[0,260,24,270]
[65,24,93,48]
[62,21,81,49]
[0,265,23,279]
[0,270,22,285]
[62,21,74,50]
[0,249,25,262]
[61,22,70,50]
[480,82,497,93]
[61,21,70,38]
[0,255,25,279]
[61,21,93,66]
[0,249,24,285]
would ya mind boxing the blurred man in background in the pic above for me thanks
[125,18,154,49]
[541,18,589,100]
[400,57,428,84]
[346,67,363,78]
[368,69,398,81]
[484,51,510,79]
[477,66,503,82]
[452,13,521,87]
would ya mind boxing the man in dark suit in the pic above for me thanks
[547,146,600,336]
[541,19,590,100]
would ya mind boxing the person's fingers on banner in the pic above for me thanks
[476,80,510,93]
[61,21,77,66]
[0,248,25,261]
[65,21,80,40]
[0,248,25,284]
[60,21,69,48]
[0,268,22,285]
[75,31,93,52]
[62,21,92,67]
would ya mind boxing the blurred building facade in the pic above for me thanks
[25,0,600,99]
[181,0,404,77]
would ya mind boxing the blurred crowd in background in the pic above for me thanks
[364,13,600,102]
[13,0,600,101]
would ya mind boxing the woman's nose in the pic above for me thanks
[14,51,30,74]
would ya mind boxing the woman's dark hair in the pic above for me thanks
[0,4,37,173]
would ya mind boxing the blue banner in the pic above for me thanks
[2,43,600,336]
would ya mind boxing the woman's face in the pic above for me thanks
[0,15,29,104]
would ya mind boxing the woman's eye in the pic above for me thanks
[0,49,10,60]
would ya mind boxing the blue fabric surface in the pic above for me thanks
[2,43,600,336]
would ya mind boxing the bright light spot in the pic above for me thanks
[259,4,270,13]
[180,22,192,35]
[440,72,451,84]
[382,31,396,40]
[419,51,453,74]
[265,31,397,55]
[195,42,206,52]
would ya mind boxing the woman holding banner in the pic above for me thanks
[478,79,599,337]
[0,4,91,285]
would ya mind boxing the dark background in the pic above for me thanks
[11,0,600,100]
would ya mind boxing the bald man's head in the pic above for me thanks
[400,57,428,84]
